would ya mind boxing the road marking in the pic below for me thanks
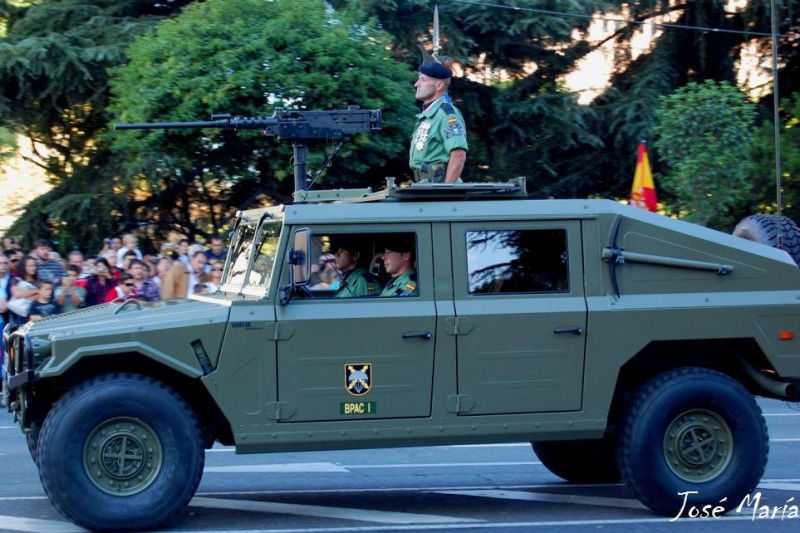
[770,438,800,442]
[0,515,83,532]
[433,489,647,510]
[202,461,543,473]
[205,462,348,473]
[759,481,800,491]
[343,461,541,469]
[445,443,530,448]
[189,496,481,524]
[145,514,767,533]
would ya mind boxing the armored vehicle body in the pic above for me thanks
[4,179,800,531]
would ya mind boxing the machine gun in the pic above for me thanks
[114,106,382,194]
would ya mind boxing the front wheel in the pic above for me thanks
[37,373,205,531]
[618,368,768,516]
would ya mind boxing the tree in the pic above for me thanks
[746,91,800,223]
[349,0,610,191]
[653,80,757,227]
[106,0,416,241]
[0,0,195,252]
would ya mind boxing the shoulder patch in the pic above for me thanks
[405,282,417,292]
[441,103,455,114]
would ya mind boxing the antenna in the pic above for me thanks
[770,0,783,248]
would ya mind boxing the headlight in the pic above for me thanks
[5,334,35,390]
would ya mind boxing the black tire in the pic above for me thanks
[618,368,768,516]
[532,437,621,484]
[26,426,40,465]
[733,214,800,264]
[37,373,204,531]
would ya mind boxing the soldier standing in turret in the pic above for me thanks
[409,9,468,183]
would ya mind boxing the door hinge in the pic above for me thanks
[265,322,295,341]
[445,317,474,336]
[447,394,476,414]
[266,401,296,421]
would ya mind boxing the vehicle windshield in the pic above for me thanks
[221,219,282,295]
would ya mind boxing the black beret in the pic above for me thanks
[383,234,416,255]
[330,235,368,256]
[419,61,452,79]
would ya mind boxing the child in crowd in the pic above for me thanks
[28,280,60,321]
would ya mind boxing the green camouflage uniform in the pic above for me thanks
[381,269,418,297]
[409,96,468,183]
[335,266,381,298]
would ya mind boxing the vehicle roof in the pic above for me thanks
[281,197,607,224]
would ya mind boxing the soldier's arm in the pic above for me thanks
[445,149,466,183]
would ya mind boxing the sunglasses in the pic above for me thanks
[211,267,224,272]
[124,282,135,287]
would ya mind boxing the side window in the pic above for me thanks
[304,232,419,298]
[466,229,569,294]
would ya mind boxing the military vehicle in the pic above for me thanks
[4,113,800,531]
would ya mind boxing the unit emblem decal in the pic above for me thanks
[345,363,372,396]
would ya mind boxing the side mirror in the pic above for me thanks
[280,228,311,306]
[292,228,311,286]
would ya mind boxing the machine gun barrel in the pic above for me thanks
[113,107,382,194]
[114,108,382,139]
[114,117,276,130]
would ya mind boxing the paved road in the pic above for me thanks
[1,398,799,532]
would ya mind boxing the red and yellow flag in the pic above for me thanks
[630,140,658,212]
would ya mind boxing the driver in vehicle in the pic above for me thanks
[331,236,382,298]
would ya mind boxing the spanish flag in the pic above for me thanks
[630,140,658,212]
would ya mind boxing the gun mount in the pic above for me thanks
[114,106,382,195]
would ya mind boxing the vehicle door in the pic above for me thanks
[450,221,587,415]
[274,224,437,422]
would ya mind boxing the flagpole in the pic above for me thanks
[770,0,783,248]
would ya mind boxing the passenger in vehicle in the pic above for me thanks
[380,235,418,297]
[331,236,381,298]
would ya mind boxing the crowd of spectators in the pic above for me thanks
[0,233,228,331]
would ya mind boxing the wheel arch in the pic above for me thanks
[608,338,782,433]
[26,353,233,447]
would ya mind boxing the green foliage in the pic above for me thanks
[0,1,192,175]
[745,92,800,225]
[107,0,416,236]
[654,80,757,227]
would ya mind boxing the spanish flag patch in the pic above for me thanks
[448,117,459,124]
[405,283,417,291]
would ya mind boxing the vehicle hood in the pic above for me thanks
[23,297,235,377]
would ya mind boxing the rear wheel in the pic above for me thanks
[733,214,800,264]
[37,373,205,531]
[532,437,621,484]
[618,368,767,516]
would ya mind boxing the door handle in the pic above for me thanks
[553,326,583,335]
[402,331,433,339]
